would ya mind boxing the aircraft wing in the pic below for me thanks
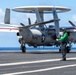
[0,22,19,32]
[0,22,20,27]
[19,19,59,28]
[0,19,59,29]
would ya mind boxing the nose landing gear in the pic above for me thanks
[20,44,26,53]
[19,38,26,53]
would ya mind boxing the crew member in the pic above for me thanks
[56,28,68,61]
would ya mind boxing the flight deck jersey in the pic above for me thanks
[58,32,68,42]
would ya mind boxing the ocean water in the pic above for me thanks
[0,47,76,51]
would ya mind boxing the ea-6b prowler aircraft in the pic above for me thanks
[0,6,75,53]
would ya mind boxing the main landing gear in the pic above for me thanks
[20,44,26,53]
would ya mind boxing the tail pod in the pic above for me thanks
[4,8,10,24]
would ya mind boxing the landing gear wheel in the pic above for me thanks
[21,45,26,53]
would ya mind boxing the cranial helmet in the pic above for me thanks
[61,28,66,31]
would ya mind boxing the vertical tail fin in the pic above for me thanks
[4,8,10,24]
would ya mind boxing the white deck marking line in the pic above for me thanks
[2,64,76,75]
[0,59,60,67]
[0,57,76,67]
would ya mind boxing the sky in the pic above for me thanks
[0,0,76,47]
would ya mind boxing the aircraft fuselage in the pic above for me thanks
[17,27,76,47]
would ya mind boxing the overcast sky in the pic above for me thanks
[0,0,76,47]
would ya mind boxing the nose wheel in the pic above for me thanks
[20,44,26,53]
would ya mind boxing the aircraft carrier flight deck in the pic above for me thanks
[0,50,76,75]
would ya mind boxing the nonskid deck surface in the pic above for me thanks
[0,50,76,75]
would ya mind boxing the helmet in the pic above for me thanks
[61,28,66,31]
